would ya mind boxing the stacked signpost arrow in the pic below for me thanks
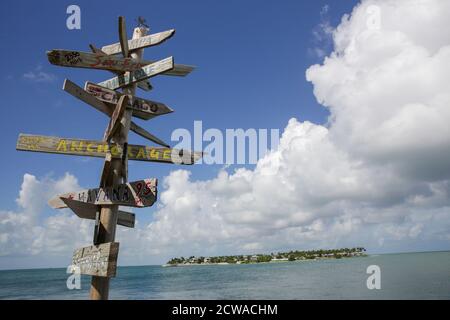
[16,17,201,300]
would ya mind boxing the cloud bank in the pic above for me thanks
[1,0,449,267]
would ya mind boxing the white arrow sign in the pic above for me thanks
[101,29,175,55]
[98,56,174,90]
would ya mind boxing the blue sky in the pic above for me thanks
[2,0,449,269]
[0,0,355,218]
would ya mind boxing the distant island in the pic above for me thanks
[164,247,367,266]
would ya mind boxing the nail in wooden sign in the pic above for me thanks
[16,134,203,164]
[48,178,157,208]
[101,29,175,55]
[69,242,119,277]
[98,56,174,90]
[85,82,173,120]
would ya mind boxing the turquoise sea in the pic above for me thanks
[0,251,449,299]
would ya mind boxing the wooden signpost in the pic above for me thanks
[16,17,200,300]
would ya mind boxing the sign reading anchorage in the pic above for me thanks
[16,17,201,300]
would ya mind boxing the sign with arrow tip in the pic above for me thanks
[85,81,173,120]
[48,178,157,208]
[101,29,175,55]
[16,134,203,164]
[56,198,135,228]
[47,50,155,72]
[98,56,174,90]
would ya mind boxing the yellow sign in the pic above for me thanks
[16,134,202,165]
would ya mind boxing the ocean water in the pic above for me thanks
[0,251,449,299]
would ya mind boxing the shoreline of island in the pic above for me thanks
[163,247,367,267]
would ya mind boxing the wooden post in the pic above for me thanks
[89,25,147,300]
[17,17,200,300]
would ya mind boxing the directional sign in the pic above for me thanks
[65,79,168,121]
[154,61,194,77]
[49,178,157,208]
[88,43,193,77]
[62,80,169,146]
[85,82,173,120]
[57,197,135,228]
[129,121,169,148]
[69,242,119,277]
[101,29,175,55]
[98,56,174,90]
[47,50,153,72]
[16,134,203,164]
[104,95,128,141]
[88,44,153,91]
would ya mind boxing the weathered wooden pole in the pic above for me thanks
[17,16,200,300]
[89,24,147,300]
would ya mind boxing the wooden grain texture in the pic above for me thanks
[99,153,112,188]
[85,82,173,120]
[104,95,128,141]
[145,60,195,77]
[118,17,129,58]
[69,242,119,277]
[88,44,153,91]
[47,50,155,72]
[101,29,175,55]
[48,178,157,208]
[98,56,174,90]
[57,198,135,228]
[16,134,202,164]
[64,80,168,121]
[63,79,112,116]
[90,24,148,301]
[130,121,170,148]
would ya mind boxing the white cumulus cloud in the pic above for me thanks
[136,0,450,259]
[1,0,450,268]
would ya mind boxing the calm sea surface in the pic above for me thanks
[0,251,449,299]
